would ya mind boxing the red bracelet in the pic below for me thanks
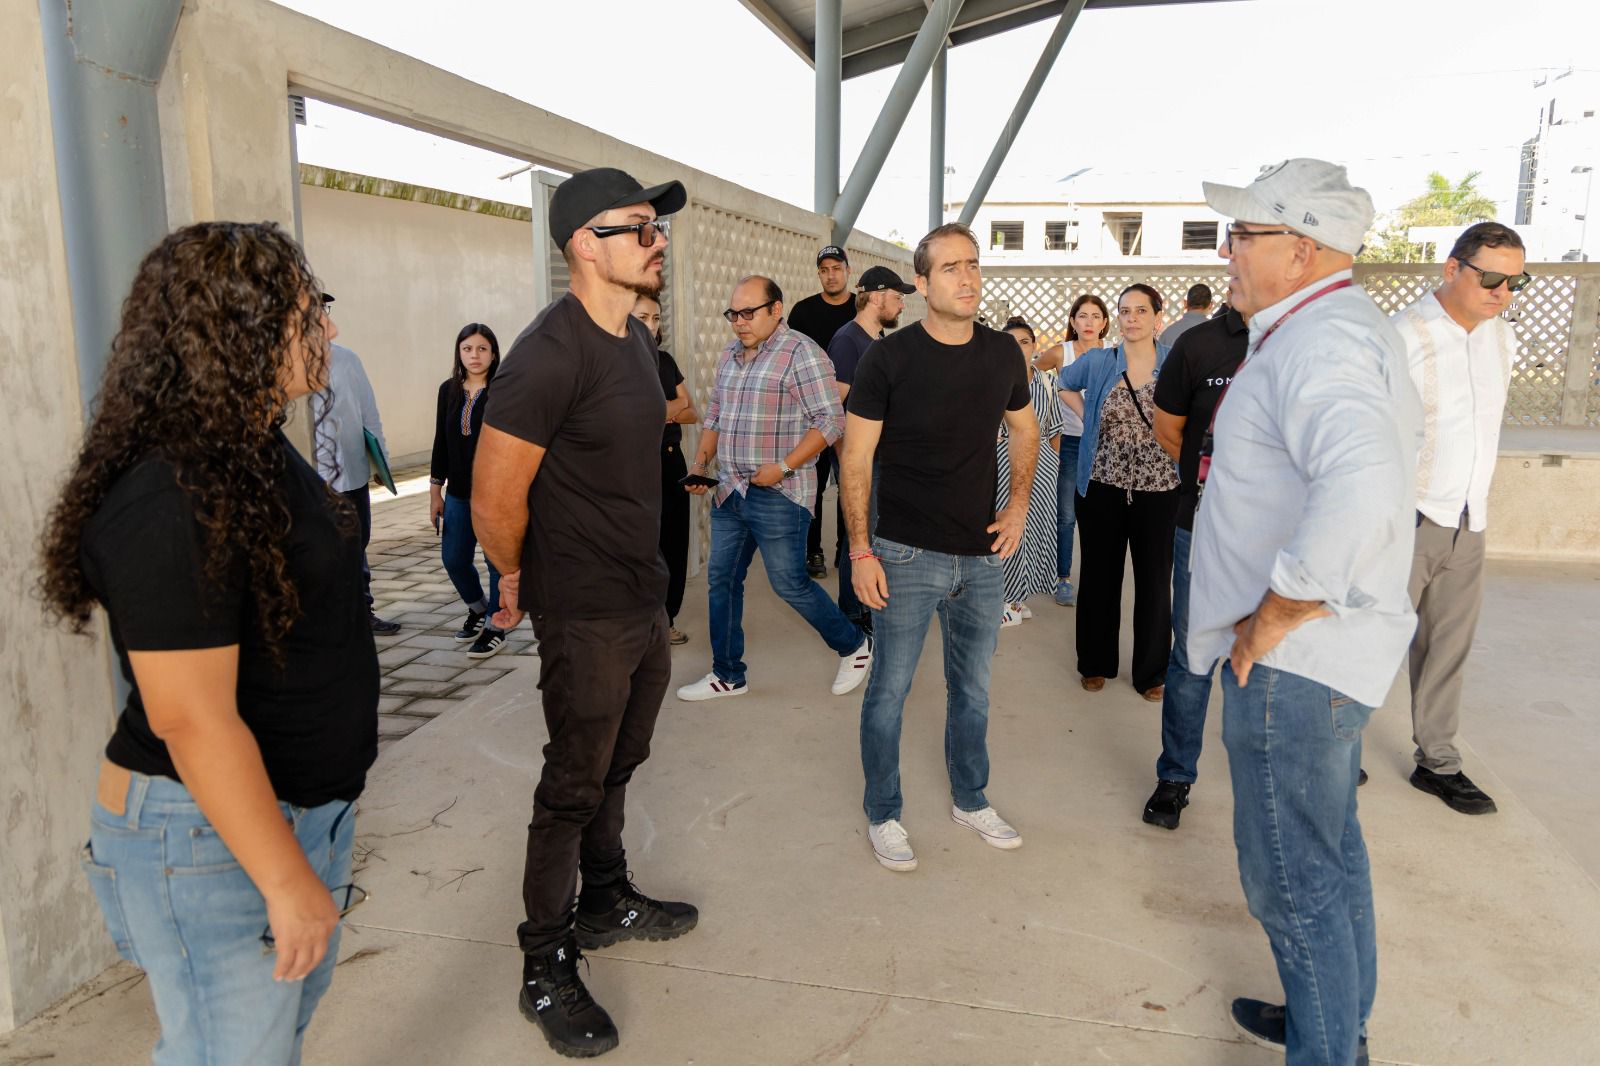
[848,549,878,561]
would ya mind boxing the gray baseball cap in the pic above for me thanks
[1203,159,1374,256]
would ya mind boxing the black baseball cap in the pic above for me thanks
[548,167,687,251]
[858,266,915,294]
[817,245,848,265]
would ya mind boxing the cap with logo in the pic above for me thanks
[548,167,688,251]
[1202,158,1374,256]
[816,245,848,265]
[857,265,915,294]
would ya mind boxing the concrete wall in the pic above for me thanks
[0,0,123,1031]
[299,184,536,463]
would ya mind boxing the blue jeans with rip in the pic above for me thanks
[82,773,356,1066]
[1056,435,1080,580]
[859,536,1005,824]
[441,493,501,619]
[1157,525,1216,782]
[709,486,864,686]
[1222,663,1376,1066]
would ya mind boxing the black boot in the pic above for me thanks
[575,877,699,950]
[519,936,619,1058]
[1142,780,1191,830]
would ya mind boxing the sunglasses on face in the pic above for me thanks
[1459,259,1531,293]
[723,300,776,322]
[586,219,669,247]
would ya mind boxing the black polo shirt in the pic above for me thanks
[1153,307,1248,531]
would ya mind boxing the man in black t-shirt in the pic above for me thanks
[788,245,856,578]
[839,224,1038,874]
[1142,307,1248,831]
[472,168,697,1059]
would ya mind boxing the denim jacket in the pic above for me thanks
[1056,342,1170,497]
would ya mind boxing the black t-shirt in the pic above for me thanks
[847,322,1031,555]
[484,292,669,618]
[81,434,379,807]
[431,379,491,499]
[657,349,685,447]
[1152,307,1248,531]
[787,292,857,351]
[827,319,877,387]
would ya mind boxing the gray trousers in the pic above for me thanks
[1407,512,1486,774]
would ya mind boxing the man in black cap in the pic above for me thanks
[788,245,855,578]
[827,265,915,628]
[473,167,697,1059]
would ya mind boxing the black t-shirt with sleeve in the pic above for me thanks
[484,292,669,618]
[827,319,877,388]
[431,379,492,500]
[1152,307,1248,531]
[657,349,685,447]
[80,432,379,808]
[787,292,857,352]
[847,322,1031,556]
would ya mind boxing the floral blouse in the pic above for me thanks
[1089,377,1179,494]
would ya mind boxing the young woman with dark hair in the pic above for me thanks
[39,220,377,1063]
[1057,283,1179,700]
[997,317,1065,627]
[429,322,508,658]
[632,293,698,645]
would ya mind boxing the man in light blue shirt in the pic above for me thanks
[1157,283,1213,348]
[1190,160,1420,1066]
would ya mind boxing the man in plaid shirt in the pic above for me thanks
[677,275,873,702]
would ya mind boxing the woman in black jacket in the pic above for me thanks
[429,323,506,658]
[631,294,697,645]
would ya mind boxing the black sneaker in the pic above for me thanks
[574,878,699,950]
[369,614,401,635]
[467,628,506,659]
[1141,780,1191,830]
[519,937,619,1058]
[1410,766,1497,814]
[453,608,487,643]
[1230,998,1367,1065]
[1358,767,1369,787]
[807,551,827,578]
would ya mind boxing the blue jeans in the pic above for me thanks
[82,773,356,1066]
[441,493,501,620]
[1157,525,1215,782]
[859,537,1005,823]
[1055,436,1080,580]
[709,487,864,685]
[1222,664,1376,1066]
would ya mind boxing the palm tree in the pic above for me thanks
[1358,171,1500,263]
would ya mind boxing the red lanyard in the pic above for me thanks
[1196,277,1354,490]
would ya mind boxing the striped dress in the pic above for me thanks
[996,368,1066,603]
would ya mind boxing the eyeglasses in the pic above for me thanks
[1459,259,1532,293]
[586,219,670,247]
[260,883,368,953]
[1223,224,1303,253]
[722,300,777,322]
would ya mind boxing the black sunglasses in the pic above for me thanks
[1459,259,1531,293]
[723,300,777,322]
[586,219,669,247]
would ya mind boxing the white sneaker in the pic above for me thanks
[676,672,748,702]
[868,818,917,871]
[1000,605,1023,628]
[951,805,1023,849]
[831,635,873,696]
[1018,602,1033,619]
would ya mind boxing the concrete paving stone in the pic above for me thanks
[389,663,465,683]
[416,592,457,604]
[392,698,460,719]
[402,634,469,651]
[381,600,437,616]
[412,648,477,670]
[381,679,461,697]
[375,715,423,739]
[377,646,424,669]
[376,695,414,714]
[452,666,514,686]
[395,611,448,627]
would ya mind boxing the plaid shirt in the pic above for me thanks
[703,320,843,508]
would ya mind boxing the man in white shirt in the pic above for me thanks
[1192,160,1421,1066]
[1390,222,1526,816]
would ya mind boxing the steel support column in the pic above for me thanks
[957,0,1085,227]
[814,0,842,214]
[830,0,964,245]
[929,45,947,233]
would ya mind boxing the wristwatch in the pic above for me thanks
[780,460,798,480]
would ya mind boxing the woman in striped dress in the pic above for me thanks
[997,317,1066,626]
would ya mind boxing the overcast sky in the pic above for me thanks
[278,0,1599,242]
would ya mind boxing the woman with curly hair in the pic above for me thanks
[39,221,378,1063]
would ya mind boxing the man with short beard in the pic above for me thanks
[473,168,697,1059]
[789,246,855,578]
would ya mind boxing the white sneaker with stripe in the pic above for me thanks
[676,672,748,702]
[831,635,873,696]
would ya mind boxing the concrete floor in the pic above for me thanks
[5,490,1599,1066]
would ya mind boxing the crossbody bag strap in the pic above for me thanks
[1121,371,1154,431]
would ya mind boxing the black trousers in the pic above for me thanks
[1074,479,1177,691]
[660,442,689,623]
[807,446,846,561]
[518,607,671,952]
[341,486,372,608]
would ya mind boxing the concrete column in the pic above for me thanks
[929,45,947,233]
[1560,271,1600,425]
[813,0,842,215]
